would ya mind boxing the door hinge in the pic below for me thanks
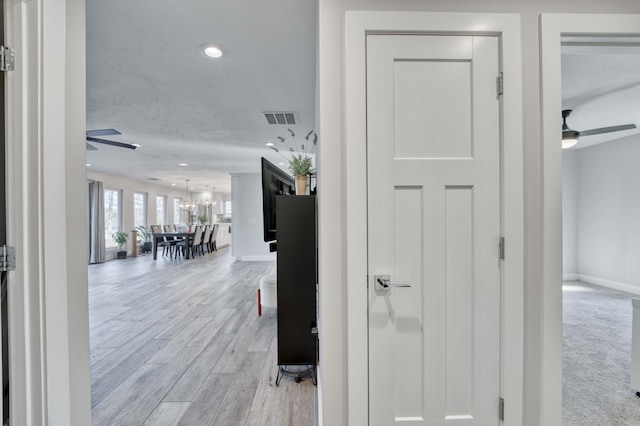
[496,72,504,96]
[0,246,16,272]
[499,397,505,421]
[498,237,505,260]
[0,46,14,72]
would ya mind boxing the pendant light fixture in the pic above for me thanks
[179,179,195,211]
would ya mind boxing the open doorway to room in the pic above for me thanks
[84,1,319,424]
[561,36,640,424]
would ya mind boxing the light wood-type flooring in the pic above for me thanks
[89,247,317,425]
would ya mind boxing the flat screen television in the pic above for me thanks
[261,157,295,243]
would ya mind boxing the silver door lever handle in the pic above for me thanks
[374,275,411,291]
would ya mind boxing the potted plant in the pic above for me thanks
[112,231,129,259]
[197,214,208,224]
[267,128,317,195]
[135,226,153,253]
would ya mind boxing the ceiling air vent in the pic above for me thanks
[263,112,296,125]
[146,177,161,181]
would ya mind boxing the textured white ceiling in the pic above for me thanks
[562,38,640,149]
[86,0,317,192]
[87,9,637,186]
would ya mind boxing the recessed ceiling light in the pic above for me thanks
[86,163,91,167]
[201,44,223,59]
[266,142,274,147]
[132,143,141,148]
[178,163,188,166]
[278,162,284,166]
[171,183,177,186]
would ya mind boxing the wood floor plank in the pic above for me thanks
[90,346,117,366]
[212,304,264,374]
[176,374,234,425]
[245,410,287,426]
[91,337,170,406]
[163,332,234,402]
[142,402,190,426]
[146,316,213,364]
[250,339,284,413]
[91,363,166,426]
[212,351,268,425]
[108,346,203,425]
[88,250,317,425]
[187,307,234,347]
[247,309,277,352]
[91,323,168,378]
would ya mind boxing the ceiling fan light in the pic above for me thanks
[562,126,580,149]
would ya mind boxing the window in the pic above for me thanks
[104,189,121,248]
[173,197,181,224]
[225,200,232,217]
[134,192,147,228]
[156,195,166,225]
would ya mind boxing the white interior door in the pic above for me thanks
[367,34,501,425]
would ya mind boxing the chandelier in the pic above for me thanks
[179,179,196,211]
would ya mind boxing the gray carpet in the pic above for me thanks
[563,281,640,425]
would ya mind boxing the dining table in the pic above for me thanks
[152,232,195,260]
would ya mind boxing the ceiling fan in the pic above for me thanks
[86,129,139,150]
[562,109,637,149]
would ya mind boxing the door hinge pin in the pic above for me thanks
[498,237,505,260]
[0,46,15,72]
[0,246,16,272]
[499,397,505,421]
[496,72,504,96]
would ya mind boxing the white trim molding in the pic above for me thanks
[345,11,524,425]
[239,254,277,262]
[540,13,640,426]
[578,275,640,296]
[5,0,92,423]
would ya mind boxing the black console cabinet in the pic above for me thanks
[275,195,317,370]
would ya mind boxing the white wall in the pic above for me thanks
[563,150,578,279]
[231,173,275,261]
[319,2,640,426]
[572,136,640,293]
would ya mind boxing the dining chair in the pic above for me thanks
[208,224,219,252]
[151,225,172,256]
[200,225,212,256]
[164,224,185,257]
[177,225,203,258]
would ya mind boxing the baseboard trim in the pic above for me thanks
[563,273,578,281]
[578,274,640,296]
[240,254,276,262]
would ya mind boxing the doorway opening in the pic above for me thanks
[541,14,640,425]
[561,36,640,424]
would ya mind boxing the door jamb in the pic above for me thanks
[345,11,524,425]
[539,13,640,426]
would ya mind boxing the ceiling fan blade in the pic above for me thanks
[86,128,121,137]
[86,142,98,151]
[580,123,637,137]
[87,136,137,150]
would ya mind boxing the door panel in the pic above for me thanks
[367,34,501,425]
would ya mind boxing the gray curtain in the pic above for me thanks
[89,181,106,263]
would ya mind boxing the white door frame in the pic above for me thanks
[345,12,524,425]
[539,13,640,426]
[4,0,91,424]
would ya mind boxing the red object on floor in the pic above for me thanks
[258,288,262,316]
